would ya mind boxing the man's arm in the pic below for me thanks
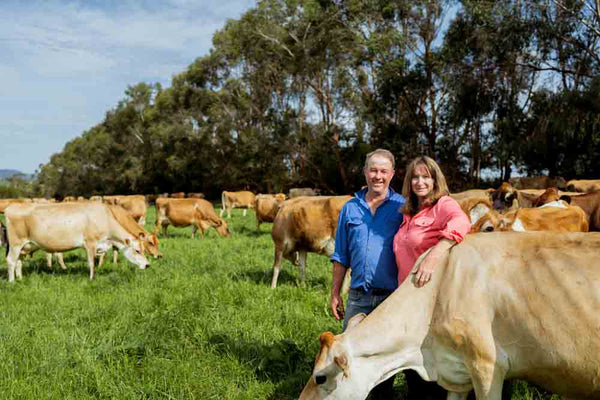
[330,261,347,320]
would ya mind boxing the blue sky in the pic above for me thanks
[0,0,256,173]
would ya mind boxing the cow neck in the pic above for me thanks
[342,250,446,381]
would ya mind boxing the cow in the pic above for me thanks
[449,189,493,202]
[0,198,31,213]
[566,179,600,193]
[187,192,205,199]
[155,198,230,239]
[220,191,256,218]
[89,195,103,202]
[113,195,148,227]
[556,191,600,231]
[457,197,496,233]
[300,232,600,400]
[289,188,320,198]
[4,202,157,282]
[508,175,567,190]
[170,192,186,199]
[490,183,542,212]
[270,195,351,289]
[254,193,287,231]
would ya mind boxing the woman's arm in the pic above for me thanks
[413,238,455,287]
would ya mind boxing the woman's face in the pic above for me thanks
[411,163,434,200]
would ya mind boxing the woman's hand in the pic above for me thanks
[413,251,438,287]
[413,239,455,288]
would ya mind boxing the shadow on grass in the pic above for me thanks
[207,332,312,399]
[229,267,328,289]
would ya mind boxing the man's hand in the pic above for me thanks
[330,293,345,320]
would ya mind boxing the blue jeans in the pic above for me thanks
[343,288,396,399]
[343,288,391,331]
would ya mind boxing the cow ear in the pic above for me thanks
[346,313,366,331]
[138,232,146,241]
[124,238,131,245]
[334,354,350,378]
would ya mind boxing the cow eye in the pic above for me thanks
[315,375,327,385]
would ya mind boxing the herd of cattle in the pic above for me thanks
[0,179,598,285]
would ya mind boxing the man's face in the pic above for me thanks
[364,155,394,196]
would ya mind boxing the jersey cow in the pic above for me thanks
[566,179,600,193]
[289,188,320,198]
[254,193,286,231]
[508,176,566,190]
[220,191,256,218]
[155,198,230,239]
[4,203,156,282]
[270,196,351,288]
[300,232,600,400]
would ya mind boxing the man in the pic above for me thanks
[330,148,405,399]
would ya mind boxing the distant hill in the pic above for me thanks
[0,169,28,180]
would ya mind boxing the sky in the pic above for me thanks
[0,0,257,174]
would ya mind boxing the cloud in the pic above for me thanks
[0,0,257,172]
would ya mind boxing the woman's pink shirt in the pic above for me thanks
[393,195,471,285]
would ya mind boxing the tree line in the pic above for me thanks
[33,0,600,200]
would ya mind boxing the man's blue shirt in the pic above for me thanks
[331,188,405,292]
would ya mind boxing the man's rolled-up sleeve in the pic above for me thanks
[330,206,349,267]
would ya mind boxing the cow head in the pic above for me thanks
[141,232,162,259]
[215,219,231,238]
[121,238,149,269]
[491,182,518,212]
[299,332,366,400]
[533,187,560,207]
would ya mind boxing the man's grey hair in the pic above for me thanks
[364,149,395,169]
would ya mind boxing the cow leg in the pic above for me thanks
[16,259,23,280]
[138,216,146,227]
[85,242,97,280]
[297,250,307,285]
[470,358,506,400]
[271,245,284,289]
[46,253,53,268]
[7,245,23,282]
[162,223,168,237]
[56,253,67,270]
[447,392,469,400]
[242,209,247,217]
[97,252,106,268]
[191,224,197,239]
[113,249,118,265]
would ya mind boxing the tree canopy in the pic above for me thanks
[35,0,600,199]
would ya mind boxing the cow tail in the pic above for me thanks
[2,224,8,257]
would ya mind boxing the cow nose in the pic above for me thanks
[156,253,163,259]
[485,226,494,232]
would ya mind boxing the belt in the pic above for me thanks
[352,287,394,296]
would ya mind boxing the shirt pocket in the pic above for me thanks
[414,216,435,228]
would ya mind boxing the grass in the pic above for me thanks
[0,206,559,399]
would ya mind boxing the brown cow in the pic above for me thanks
[254,193,287,231]
[170,192,186,199]
[0,198,32,213]
[289,188,320,198]
[156,198,230,239]
[300,232,600,400]
[538,191,600,232]
[457,197,497,233]
[220,191,256,218]
[508,176,567,189]
[113,195,148,226]
[566,179,600,193]
[270,196,351,288]
[187,192,205,199]
[449,189,493,202]
[490,182,542,212]
[4,202,156,281]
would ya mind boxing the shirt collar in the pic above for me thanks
[355,187,396,205]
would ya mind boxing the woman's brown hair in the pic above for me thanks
[401,156,450,215]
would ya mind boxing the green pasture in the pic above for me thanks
[0,207,558,399]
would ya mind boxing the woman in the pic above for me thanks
[393,156,471,400]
